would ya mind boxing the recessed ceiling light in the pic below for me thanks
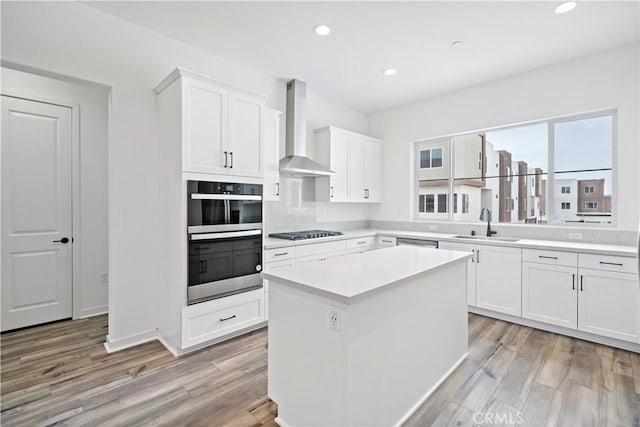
[383,68,397,76]
[451,40,463,47]
[313,24,331,36]
[554,1,577,14]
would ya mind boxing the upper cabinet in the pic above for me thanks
[313,126,382,203]
[263,108,282,201]
[156,68,265,178]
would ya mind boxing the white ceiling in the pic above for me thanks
[87,1,639,113]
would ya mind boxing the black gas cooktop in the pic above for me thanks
[268,230,344,241]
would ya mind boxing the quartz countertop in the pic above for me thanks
[261,245,472,304]
[264,228,637,257]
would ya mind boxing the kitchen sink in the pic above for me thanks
[452,235,521,242]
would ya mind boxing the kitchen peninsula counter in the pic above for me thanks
[263,245,472,427]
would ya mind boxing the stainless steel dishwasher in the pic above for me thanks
[396,238,439,248]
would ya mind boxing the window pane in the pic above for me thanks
[425,194,435,213]
[438,194,447,213]
[452,125,548,224]
[420,150,430,169]
[554,115,612,225]
[432,148,443,168]
[453,193,458,214]
[419,194,425,213]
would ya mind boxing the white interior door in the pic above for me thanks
[1,95,72,331]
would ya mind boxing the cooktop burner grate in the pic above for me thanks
[268,230,344,241]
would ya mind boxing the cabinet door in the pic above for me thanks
[439,241,476,306]
[228,92,264,177]
[578,269,639,343]
[330,131,350,202]
[262,109,281,201]
[522,263,577,329]
[476,244,522,316]
[348,136,365,202]
[363,139,382,202]
[183,80,228,174]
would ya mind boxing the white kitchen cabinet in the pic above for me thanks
[314,126,382,203]
[522,262,578,329]
[475,244,522,316]
[157,68,265,178]
[262,108,282,201]
[346,236,376,254]
[362,138,382,202]
[181,288,265,349]
[439,241,476,306]
[578,262,639,343]
[376,236,397,248]
[314,128,349,202]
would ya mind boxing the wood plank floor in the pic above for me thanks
[2,314,639,426]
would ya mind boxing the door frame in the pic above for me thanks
[1,89,82,320]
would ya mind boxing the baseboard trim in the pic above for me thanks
[104,330,158,353]
[273,417,290,427]
[469,306,640,353]
[157,335,180,357]
[394,352,469,427]
[76,306,108,319]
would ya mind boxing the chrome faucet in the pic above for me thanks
[479,208,497,237]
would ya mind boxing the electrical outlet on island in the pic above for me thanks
[568,233,583,240]
[329,305,341,332]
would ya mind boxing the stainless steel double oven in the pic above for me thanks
[187,180,263,305]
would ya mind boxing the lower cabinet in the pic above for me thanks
[181,288,265,349]
[578,268,639,343]
[522,249,639,344]
[475,244,522,316]
[522,262,578,329]
[439,241,521,314]
[438,241,476,306]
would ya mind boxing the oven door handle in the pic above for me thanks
[190,229,263,240]
[224,199,230,225]
[191,194,262,201]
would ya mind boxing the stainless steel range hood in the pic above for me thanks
[279,79,334,177]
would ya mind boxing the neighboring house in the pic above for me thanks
[552,178,611,223]
[554,178,579,222]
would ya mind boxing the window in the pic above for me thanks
[420,148,443,169]
[437,194,447,213]
[425,195,435,213]
[415,110,614,226]
[419,195,425,213]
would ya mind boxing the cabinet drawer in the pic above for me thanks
[346,236,376,249]
[578,253,637,274]
[297,251,345,264]
[264,247,296,263]
[522,249,577,267]
[181,290,264,348]
[296,240,346,257]
[376,236,397,247]
[347,246,376,255]
[264,259,296,270]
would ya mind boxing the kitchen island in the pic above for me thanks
[262,245,472,427]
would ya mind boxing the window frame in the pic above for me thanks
[413,108,616,227]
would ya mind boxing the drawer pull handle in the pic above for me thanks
[538,255,558,260]
[274,252,289,257]
[382,240,392,243]
[219,315,237,322]
[599,261,623,266]
[357,241,367,244]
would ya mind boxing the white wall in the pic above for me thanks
[369,44,640,233]
[0,1,369,347]
[1,67,109,318]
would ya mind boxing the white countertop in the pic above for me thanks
[264,228,638,257]
[262,245,472,304]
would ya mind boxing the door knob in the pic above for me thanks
[53,237,70,244]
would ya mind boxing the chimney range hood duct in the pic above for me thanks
[279,79,334,177]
